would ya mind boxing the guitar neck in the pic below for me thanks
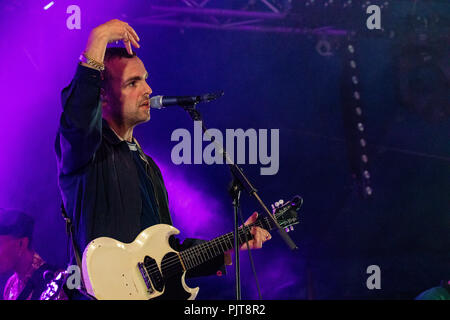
[179,216,276,271]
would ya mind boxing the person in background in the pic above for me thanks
[0,209,59,300]
[415,280,450,300]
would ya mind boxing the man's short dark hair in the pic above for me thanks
[104,47,136,62]
[102,47,137,89]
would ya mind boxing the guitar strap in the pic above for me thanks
[60,203,93,299]
[61,204,82,274]
[132,137,151,170]
[132,137,165,223]
[57,139,160,299]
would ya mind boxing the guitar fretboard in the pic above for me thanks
[179,217,275,271]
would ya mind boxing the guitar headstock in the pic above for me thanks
[271,195,303,232]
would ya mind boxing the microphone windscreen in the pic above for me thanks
[150,96,163,109]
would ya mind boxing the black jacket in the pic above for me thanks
[55,64,224,278]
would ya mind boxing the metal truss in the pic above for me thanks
[130,0,350,36]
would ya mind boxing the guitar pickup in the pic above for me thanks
[138,262,154,294]
[143,256,165,292]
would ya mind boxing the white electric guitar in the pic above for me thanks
[81,196,302,300]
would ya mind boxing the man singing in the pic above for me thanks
[55,19,271,299]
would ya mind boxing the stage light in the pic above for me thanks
[348,44,355,54]
[44,2,55,10]
[360,139,367,147]
[341,38,373,198]
[357,123,364,132]
[316,39,333,56]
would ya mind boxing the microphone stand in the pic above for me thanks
[180,103,298,300]
[229,179,242,300]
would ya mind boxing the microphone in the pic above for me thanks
[150,91,224,109]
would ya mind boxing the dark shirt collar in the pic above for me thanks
[102,118,125,145]
[102,119,144,157]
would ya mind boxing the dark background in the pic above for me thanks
[0,0,448,300]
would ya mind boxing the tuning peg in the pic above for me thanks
[275,199,284,208]
[290,226,294,231]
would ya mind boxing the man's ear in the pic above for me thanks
[18,237,29,252]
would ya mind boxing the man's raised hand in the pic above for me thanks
[82,19,141,67]
[94,19,140,55]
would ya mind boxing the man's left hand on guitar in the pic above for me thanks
[224,212,272,265]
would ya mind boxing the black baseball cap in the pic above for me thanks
[0,208,35,239]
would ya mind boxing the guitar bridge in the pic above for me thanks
[138,262,154,294]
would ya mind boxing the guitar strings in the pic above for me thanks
[147,210,292,280]
[163,216,275,275]
[152,219,268,274]
[142,218,274,278]
[147,232,242,279]
[148,209,296,279]
[145,225,253,278]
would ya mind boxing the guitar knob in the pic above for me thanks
[290,226,294,231]
[279,199,284,205]
[285,228,290,233]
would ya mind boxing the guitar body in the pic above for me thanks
[82,195,301,300]
[82,224,199,300]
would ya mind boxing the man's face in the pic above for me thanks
[102,56,152,127]
[0,235,21,274]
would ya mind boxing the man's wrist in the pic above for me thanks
[79,53,105,71]
[89,27,109,45]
